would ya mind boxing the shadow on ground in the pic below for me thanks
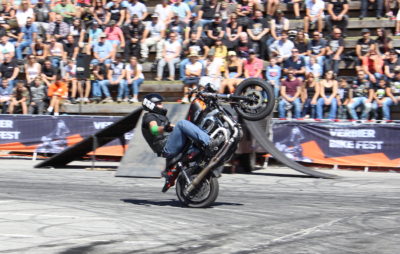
[122,199,243,208]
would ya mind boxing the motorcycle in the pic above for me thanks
[164,78,275,208]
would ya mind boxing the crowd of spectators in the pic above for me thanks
[0,0,399,120]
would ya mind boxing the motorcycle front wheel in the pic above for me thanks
[176,174,219,208]
[233,78,275,121]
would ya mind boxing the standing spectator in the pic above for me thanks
[266,57,282,98]
[0,35,15,60]
[316,70,338,119]
[347,70,374,120]
[269,10,290,45]
[247,10,269,59]
[279,69,302,119]
[123,14,145,60]
[15,0,34,27]
[355,29,376,71]
[8,82,29,114]
[376,28,393,57]
[325,27,344,74]
[167,15,188,42]
[325,0,349,36]
[270,31,294,63]
[154,0,173,24]
[125,56,144,103]
[301,72,320,118]
[107,0,126,27]
[283,48,306,80]
[104,54,127,102]
[243,50,263,79]
[306,31,326,68]
[170,0,191,24]
[382,70,400,120]
[25,55,41,85]
[91,33,114,67]
[41,59,57,84]
[28,76,47,114]
[0,53,19,88]
[224,13,242,50]
[362,49,384,84]
[156,32,181,81]
[360,0,383,19]
[32,37,48,63]
[336,78,351,119]
[50,0,76,24]
[220,51,243,94]
[46,14,69,42]
[384,50,400,80]
[126,0,148,21]
[181,52,202,102]
[204,14,225,48]
[198,0,219,26]
[47,35,64,69]
[0,78,12,113]
[16,17,37,60]
[140,14,165,62]
[304,0,325,33]
[46,79,68,116]
[104,20,125,59]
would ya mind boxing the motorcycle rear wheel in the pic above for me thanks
[233,78,275,121]
[176,174,219,208]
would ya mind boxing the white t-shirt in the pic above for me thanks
[145,21,165,38]
[125,63,144,79]
[154,4,172,23]
[185,61,202,75]
[164,40,181,58]
[16,8,35,27]
[127,1,147,19]
[0,42,15,54]
[306,0,325,17]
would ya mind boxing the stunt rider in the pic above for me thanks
[141,93,219,192]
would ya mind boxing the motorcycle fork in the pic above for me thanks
[179,163,192,184]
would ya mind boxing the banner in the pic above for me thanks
[0,115,131,156]
[273,121,400,167]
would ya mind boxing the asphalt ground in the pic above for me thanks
[0,159,399,254]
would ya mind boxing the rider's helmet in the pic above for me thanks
[142,93,168,116]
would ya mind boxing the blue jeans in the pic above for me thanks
[16,40,32,60]
[278,97,302,118]
[92,80,102,97]
[302,98,316,118]
[382,97,399,120]
[130,78,144,96]
[90,59,112,66]
[100,79,127,98]
[50,56,61,68]
[347,97,372,120]
[316,97,337,119]
[163,120,210,157]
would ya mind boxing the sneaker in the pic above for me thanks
[181,97,189,104]
[101,97,113,103]
[82,97,90,103]
[117,97,122,103]
[123,97,129,102]
[129,97,139,103]
[161,168,179,193]
[139,58,147,63]
[70,98,77,104]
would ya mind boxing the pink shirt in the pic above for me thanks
[244,58,263,78]
[105,27,123,41]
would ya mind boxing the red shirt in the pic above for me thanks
[282,78,301,97]
[244,58,263,78]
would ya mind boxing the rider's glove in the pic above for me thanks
[164,122,174,132]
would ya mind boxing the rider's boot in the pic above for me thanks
[161,160,179,193]
[203,135,224,157]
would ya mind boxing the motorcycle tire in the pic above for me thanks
[176,174,219,208]
[233,78,275,121]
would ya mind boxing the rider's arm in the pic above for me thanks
[149,121,165,136]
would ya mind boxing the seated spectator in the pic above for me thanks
[123,14,145,61]
[266,58,282,98]
[211,38,228,59]
[28,77,47,115]
[0,2,16,28]
[198,0,219,27]
[106,0,126,27]
[362,49,384,84]
[237,32,253,58]
[301,72,320,118]
[243,49,263,79]
[325,28,344,74]
[336,78,351,119]
[266,0,279,20]
[91,64,110,103]
[180,32,209,80]
[306,31,326,70]
[294,30,309,57]
[355,29,376,71]
[93,1,108,27]
[283,48,306,80]
[88,21,103,49]
[46,78,68,116]
[220,51,243,94]
[125,0,148,21]
[360,0,383,19]
[32,37,49,63]
[304,0,325,33]
[181,52,202,103]
[0,78,12,113]
[63,35,79,63]
[155,32,181,81]
[104,20,125,59]
[34,0,51,36]
[305,55,323,79]
[0,53,19,88]
[371,78,390,119]
[15,0,34,27]
[125,56,144,103]
[235,0,252,29]
[270,31,294,63]
[0,35,15,60]
[64,59,79,103]
[396,7,400,36]
[376,28,393,57]
[187,13,202,41]
[170,0,191,24]
[204,14,225,48]
[325,0,349,36]
[167,14,188,42]
[224,13,242,50]
[50,0,77,24]
[247,10,269,60]
[47,35,64,69]
[8,82,29,114]
[91,33,114,67]
[197,49,224,95]
[384,50,400,80]
[46,15,69,42]
[382,70,400,120]
[347,70,374,120]
[154,0,173,24]
[16,17,37,61]
[41,59,57,84]
[140,14,165,62]
[104,54,127,102]
[278,69,302,119]
[269,10,290,45]
[69,19,86,46]
[25,55,41,85]
[316,70,338,119]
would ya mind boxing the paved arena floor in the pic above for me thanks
[0,159,399,254]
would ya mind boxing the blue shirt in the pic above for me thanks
[93,41,113,59]
[21,24,38,41]
[171,2,190,19]
[266,65,282,84]
[0,85,13,97]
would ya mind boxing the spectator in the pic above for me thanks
[34,0,51,36]
[294,30,309,57]
[107,0,126,27]
[347,70,374,120]
[64,59,79,103]
[140,14,165,62]
[306,31,326,69]
[126,0,148,21]
[15,0,34,27]
[50,0,77,24]
[167,14,188,42]
[384,51,400,80]
[316,70,338,119]
[289,0,304,20]
[123,14,144,60]
[198,0,219,27]
[396,6,400,36]
[247,10,269,60]
[16,17,37,60]
[180,32,208,80]
[362,49,384,83]
[91,64,110,103]
[0,53,19,88]
[156,32,181,81]
[336,78,351,119]
[69,19,86,46]
[0,78,12,113]
[306,55,323,79]
[360,0,383,19]
[154,0,173,24]
[0,2,16,27]
[198,49,224,95]
[355,29,376,71]
[32,37,48,63]
[105,20,125,59]
[224,13,242,50]
[266,0,279,20]
[93,0,108,27]
[0,35,15,60]
[376,28,393,57]
[283,48,306,80]
[47,14,69,42]
[104,54,127,102]
[41,59,57,84]
[325,0,349,36]
[88,21,103,49]
[46,79,68,116]
[371,78,390,119]
[63,35,79,63]
[28,76,47,115]
[235,0,252,29]
[220,51,243,94]
[304,0,325,33]
[187,13,202,41]
[270,31,294,63]
[47,35,64,69]
[125,56,144,103]
[269,10,290,45]
[301,72,320,118]
[181,52,202,102]
[382,70,400,120]
[244,49,263,79]
[25,55,41,85]
[279,68,302,119]
[91,33,114,67]
[325,27,344,74]
[8,82,29,114]
[170,0,191,24]
[237,32,253,58]
[211,38,227,59]
[204,14,225,47]
[266,57,282,98]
